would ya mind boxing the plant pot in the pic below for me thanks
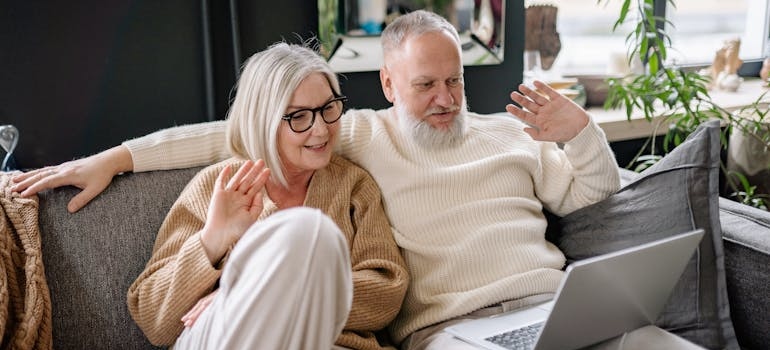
[564,74,616,107]
[727,112,770,199]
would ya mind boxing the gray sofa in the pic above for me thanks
[36,166,770,349]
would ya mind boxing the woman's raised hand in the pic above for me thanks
[200,159,270,265]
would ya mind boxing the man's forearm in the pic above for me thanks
[122,121,229,172]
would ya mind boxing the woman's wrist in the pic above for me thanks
[199,227,228,266]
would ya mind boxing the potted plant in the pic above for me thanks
[601,0,770,210]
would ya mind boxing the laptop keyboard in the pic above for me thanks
[484,322,544,350]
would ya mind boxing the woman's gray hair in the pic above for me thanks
[226,42,340,187]
[380,10,461,59]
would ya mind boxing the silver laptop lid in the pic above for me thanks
[533,229,705,350]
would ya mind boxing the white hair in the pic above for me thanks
[380,9,461,62]
[226,42,340,186]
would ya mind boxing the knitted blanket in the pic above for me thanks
[0,172,52,349]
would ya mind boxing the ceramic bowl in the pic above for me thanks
[565,74,617,107]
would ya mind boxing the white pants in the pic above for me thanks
[174,207,353,350]
[401,294,706,350]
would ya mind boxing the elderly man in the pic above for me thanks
[14,9,705,350]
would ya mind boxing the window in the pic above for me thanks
[527,0,629,75]
[666,0,755,65]
[526,0,769,76]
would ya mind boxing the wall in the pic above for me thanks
[334,3,525,113]
[1,1,523,169]
[2,1,211,169]
[235,2,525,113]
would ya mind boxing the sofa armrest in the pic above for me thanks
[718,197,770,350]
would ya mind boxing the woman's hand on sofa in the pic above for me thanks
[11,145,134,213]
[181,290,219,328]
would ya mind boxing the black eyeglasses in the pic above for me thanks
[281,96,348,133]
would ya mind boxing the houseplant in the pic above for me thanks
[601,0,770,209]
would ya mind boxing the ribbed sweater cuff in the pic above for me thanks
[122,122,228,172]
[179,232,223,278]
[564,117,606,152]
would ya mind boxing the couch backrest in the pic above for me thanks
[718,197,770,349]
[37,167,202,349]
[35,165,770,349]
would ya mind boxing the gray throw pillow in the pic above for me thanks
[556,120,738,349]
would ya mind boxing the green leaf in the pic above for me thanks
[613,0,632,31]
[656,34,667,60]
[648,53,659,74]
[633,154,661,172]
[600,0,769,210]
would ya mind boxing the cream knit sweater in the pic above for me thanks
[123,108,620,343]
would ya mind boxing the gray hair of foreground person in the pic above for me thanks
[380,10,461,61]
[225,42,342,187]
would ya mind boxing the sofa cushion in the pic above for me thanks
[719,197,770,349]
[37,167,203,350]
[554,121,738,349]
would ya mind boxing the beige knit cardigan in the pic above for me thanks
[127,155,409,350]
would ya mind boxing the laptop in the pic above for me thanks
[445,229,705,350]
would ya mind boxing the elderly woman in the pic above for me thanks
[126,43,408,350]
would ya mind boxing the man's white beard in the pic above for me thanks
[395,92,468,150]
